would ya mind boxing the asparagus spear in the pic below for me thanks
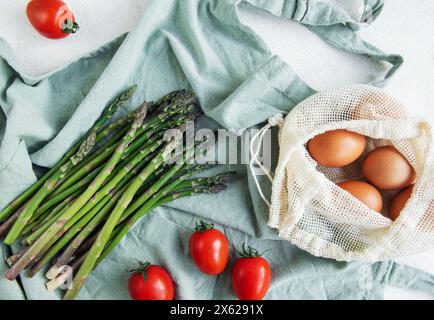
[63,130,184,299]
[25,129,161,249]
[30,161,149,278]
[23,192,81,246]
[22,199,72,237]
[50,128,129,197]
[3,132,97,245]
[26,141,161,249]
[21,190,82,239]
[0,207,24,238]
[0,86,137,224]
[46,163,165,279]
[46,254,85,292]
[35,138,163,245]
[5,90,202,290]
[89,86,138,136]
[147,90,184,116]
[115,134,214,225]
[48,97,198,200]
[43,146,158,223]
[97,175,234,266]
[49,179,229,291]
[6,246,28,267]
[51,125,163,200]
[5,87,142,242]
[47,166,168,278]
[34,166,103,217]
[5,103,148,280]
[34,107,197,249]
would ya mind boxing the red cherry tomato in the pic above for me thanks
[189,221,229,275]
[232,245,271,300]
[128,262,175,300]
[26,0,79,39]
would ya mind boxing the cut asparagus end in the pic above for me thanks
[46,265,63,280]
[46,268,72,292]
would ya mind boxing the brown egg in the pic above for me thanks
[307,130,367,168]
[338,180,383,212]
[362,146,415,190]
[389,185,414,221]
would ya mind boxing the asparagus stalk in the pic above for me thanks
[47,162,165,279]
[46,167,166,279]
[44,196,118,279]
[6,246,28,267]
[37,138,163,245]
[22,199,71,237]
[30,144,161,252]
[34,166,103,217]
[55,181,226,286]
[0,86,137,224]
[0,207,24,238]
[5,103,148,280]
[31,162,148,278]
[97,177,233,266]
[115,134,214,225]
[36,109,195,248]
[44,146,158,225]
[48,98,197,200]
[27,196,112,278]
[5,90,202,291]
[66,170,220,270]
[50,128,129,197]
[63,131,184,299]
[90,86,138,137]
[21,190,82,239]
[3,132,97,245]
[26,130,161,249]
[23,192,81,246]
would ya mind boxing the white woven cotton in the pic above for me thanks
[269,85,434,262]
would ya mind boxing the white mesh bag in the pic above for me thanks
[265,84,433,262]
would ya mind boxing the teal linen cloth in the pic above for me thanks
[0,0,433,300]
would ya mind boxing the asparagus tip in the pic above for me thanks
[71,131,97,165]
[215,171,238,184]
[120,85,138,102]
[132,102,150,129]
[207,184,227,194]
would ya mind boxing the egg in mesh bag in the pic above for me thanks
[263,84,433,262]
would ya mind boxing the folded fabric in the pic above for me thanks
[0,0,432,300]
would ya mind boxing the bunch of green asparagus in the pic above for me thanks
[0,86,236,299]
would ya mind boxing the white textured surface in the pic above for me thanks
[0,0,151,77]
[0,0,432,300]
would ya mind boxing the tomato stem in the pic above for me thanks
[235,243,266,258]
[129,261,150,281]
[62,18,79,34]
[195,220,214,232]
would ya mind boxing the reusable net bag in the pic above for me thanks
[265,84,433,262]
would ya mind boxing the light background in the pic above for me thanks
[0,0,432,300]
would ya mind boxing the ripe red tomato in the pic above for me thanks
[26,0,79,39]
[189,221,229,275]
[128,262,175,300]
[232,245,271,300]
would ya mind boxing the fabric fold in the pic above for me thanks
[0,0,430,300]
